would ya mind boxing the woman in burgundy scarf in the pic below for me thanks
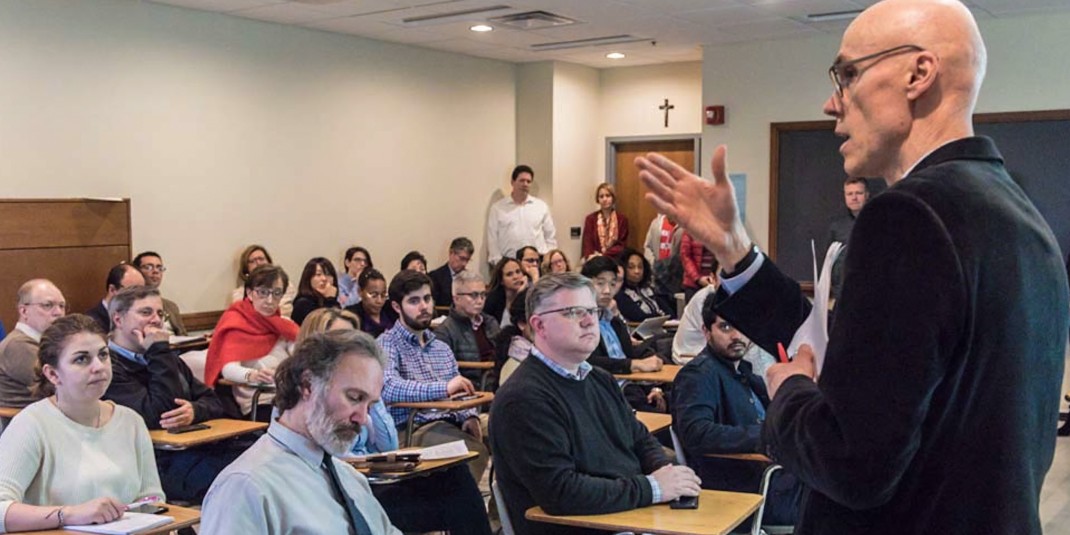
[581,182,629,259]
[206,264,298,420]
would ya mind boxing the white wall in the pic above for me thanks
[551,62,602,263]
[0,0,516,312]
[702,11,1070,248]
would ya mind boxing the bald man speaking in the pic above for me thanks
[636,1,1068,533]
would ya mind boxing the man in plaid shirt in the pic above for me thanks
[379,269,488,483]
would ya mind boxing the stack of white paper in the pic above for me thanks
[786,241,844,377]
[64,512,173,534]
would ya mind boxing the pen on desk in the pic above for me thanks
[777,343,790,363]
[126,495,161,508]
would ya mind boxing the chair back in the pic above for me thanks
[492,479,516,535]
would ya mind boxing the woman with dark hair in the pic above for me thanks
[0,315,163,532]
[206,265,298,419]
[484,257,528,326]
[581,182,629,258]
[229,244,297,318]
[345,268,397,337]
[399,251,427,273]
[616,248,673,321]
[338,246,373,307]
[290,257,341,326]
[494,287,532,386]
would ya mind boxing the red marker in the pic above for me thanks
[777,342,790,363]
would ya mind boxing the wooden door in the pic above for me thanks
[613,140,696,254]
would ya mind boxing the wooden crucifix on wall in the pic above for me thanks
[659,98,675,128]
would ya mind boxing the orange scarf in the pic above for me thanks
[204,299,298,386]
[597,210,619,253]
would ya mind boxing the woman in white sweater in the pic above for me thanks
[0,314,163,533]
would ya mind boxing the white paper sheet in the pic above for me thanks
[785,241,844,376]
[63,513,173,534]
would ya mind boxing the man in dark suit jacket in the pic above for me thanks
[84,262,144,332]
[635,1,1069,533]
[428,237,474,309]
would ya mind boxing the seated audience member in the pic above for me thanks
[205,265,298,419]
[230,244,297,318]
[298,308,493,535]
[103,286,242,503]
[346,269,397,337]
[291,257,341,326]
[582,182,629,259]
[85,263,144,332]
[616,248,673,322]
[434,271,500,385]
[132,251,187,336]
[582,256,667,412]
[671,286,774,373]
[400,251,427,274]
[0,315,163,533]
[0,280,65,408]
[490,274,700,535]
[493,288,531,386]
[429,237,474,308]
[338,246,372,307]
[516,246,542,284]
[201,330,400,534]
[540,248,571,275]
[680,231,718,303]
[672,300,801,526]
[484,257,528,326]
[379,270,488,483]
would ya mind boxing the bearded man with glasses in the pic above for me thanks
[636,0,1068,533]
[0,279,66,407]
[489,273,701,535]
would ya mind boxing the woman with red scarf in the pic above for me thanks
[581,182,629,259]
[205,264,298,420]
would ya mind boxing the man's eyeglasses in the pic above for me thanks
[828,44,924,97]
[534,306,599,321]
[140,264,167,273]
[521,258,540,265]
[253,287,286,300]
[135,307,170,322]
[25,301,67,312]
[457,291,488,300]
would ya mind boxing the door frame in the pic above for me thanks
[605,134,702,183]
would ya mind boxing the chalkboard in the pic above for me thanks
[770,110,1070,283]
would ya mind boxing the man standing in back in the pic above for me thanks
[486,165,558,268]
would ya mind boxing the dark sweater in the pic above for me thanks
[290,294,340,326]
[489,354,671,535]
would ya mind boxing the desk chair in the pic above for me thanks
[491,478,515,535]
[670,428,793,535]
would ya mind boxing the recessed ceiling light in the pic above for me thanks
[606,52,626,59]
[470,24,494,32]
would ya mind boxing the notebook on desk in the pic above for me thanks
[63,512,173,534]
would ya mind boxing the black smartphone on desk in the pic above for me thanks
[670,495,699,509]
[128,503,169,515]
[167,423,210,434]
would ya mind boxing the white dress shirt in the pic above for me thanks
[486,195,558,264]
[201,418,400,535]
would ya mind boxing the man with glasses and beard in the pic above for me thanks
[671,295,801,527]
[201,330,400,534]
[379,270,488,484]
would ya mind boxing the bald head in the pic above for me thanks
[16,279,66,332]
[825,0,987,181]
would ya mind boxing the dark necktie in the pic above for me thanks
[322,452,373,535]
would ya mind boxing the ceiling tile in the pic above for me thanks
[148,0,284,12]
[230,3,336,23]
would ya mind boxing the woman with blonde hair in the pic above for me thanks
[540,248,572,275]
[0,315,163,532]
[581,182,629,258]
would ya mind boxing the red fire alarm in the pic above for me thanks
[705,105,725,125]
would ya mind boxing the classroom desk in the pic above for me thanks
[526,489,763,535]
[456,361,495,391]
[349,451,479,484]
[614,364,682,384]
[216,378,276,421]
[25,503,200,535]
[636,411,672,434]
[149,418,267,450]
[169,335,210,353]
[0,406,21,419]
[390,392,494,447]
